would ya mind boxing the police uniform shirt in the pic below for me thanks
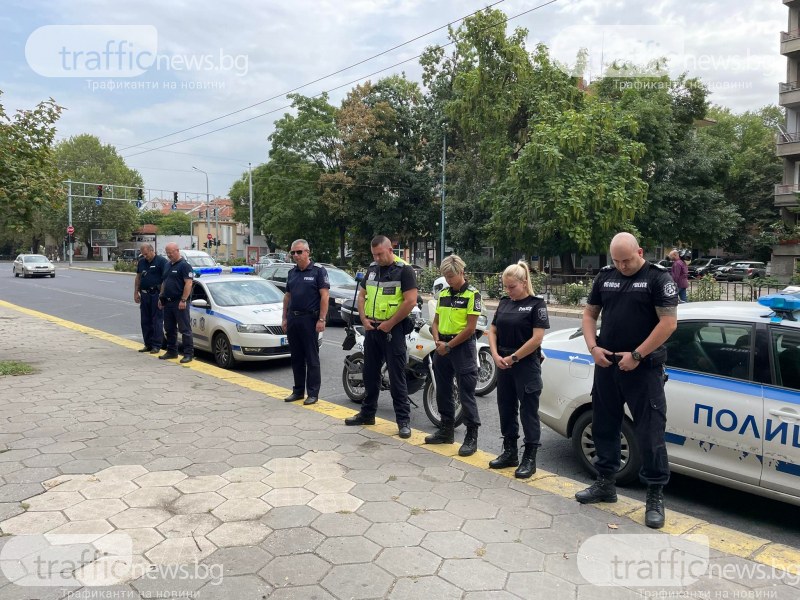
[436,281,482,335]
[163,257,193,298]
[286,262,330,312]
[588,263,679,352]
[137,254,169,290]
[492,295,550,350]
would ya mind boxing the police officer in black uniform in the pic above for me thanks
[488,261,550,479]
[282,239,329,406]
[345,235,418,439]
[576,232,678,529]
[158,243,194,364]
[134,243,168,354]
[425,255,483,456]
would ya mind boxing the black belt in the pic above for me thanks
[440,334,458,342]
[161,297,180,303]
[291,310,319,316]
[140,287,160,293]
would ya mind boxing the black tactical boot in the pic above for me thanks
[514,444,538,479]
[645,485,665,529]
[575,475,617,504]
[489,438,519,469]
[458,425,479,457]
[424,420,454,444]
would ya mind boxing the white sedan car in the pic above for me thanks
[13,254,55,278]
[539,295,800,506]
[188,273,320,369]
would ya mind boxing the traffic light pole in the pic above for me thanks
[67,180,73,267]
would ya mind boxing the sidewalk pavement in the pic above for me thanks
[0,301,797,600]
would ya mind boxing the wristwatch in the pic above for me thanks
[444,343,451,354]
[511,354,519,363]
[318,318,325,322]
[631,350,643,362]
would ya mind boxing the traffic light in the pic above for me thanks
[171,192,178,210]
[191,242,196,249]
[215,238,221,247]
[96,185,103,206]
[137,188,143,200]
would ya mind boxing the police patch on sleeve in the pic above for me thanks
[538,308,548,321]
[187,271,194,279]
[473,295,482,312]
[663,281,677,297]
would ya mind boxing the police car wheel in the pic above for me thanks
[212,332,236,369]
[423,377,465,428]
[342,354,366,404]
[571,410,641,486]
[475,348,498,396]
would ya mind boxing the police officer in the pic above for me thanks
[158,243,194,364]
[488,261,550,479]
[134,243,168,354]
[425,255,482,456]
[345,235,418,439]
[576,232,678,529]
[282,239,329,406]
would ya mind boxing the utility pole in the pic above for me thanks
[440,131,446,263]
[67,180,73,267]
[248,162,254,262]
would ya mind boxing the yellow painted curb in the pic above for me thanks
[1,299,799,576]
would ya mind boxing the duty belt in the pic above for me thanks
[140,287,160,293]
[439,334,458,341]
[291,310,319,316]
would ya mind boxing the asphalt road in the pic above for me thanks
[2,263,799,550]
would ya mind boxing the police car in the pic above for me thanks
[188,268,321,369]
[539,293,800,506]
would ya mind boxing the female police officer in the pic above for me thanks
[425,255,482,456]
[488,261,550,478]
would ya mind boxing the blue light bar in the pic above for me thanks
[231,266,254,274]
[758,293,800,321]
[194,266,223,276]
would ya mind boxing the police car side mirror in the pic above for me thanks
[355,272,364,281]
[191,299,209,308]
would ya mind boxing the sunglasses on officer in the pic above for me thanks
[289,249,306,255]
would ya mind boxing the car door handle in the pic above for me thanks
[769,408,800,419]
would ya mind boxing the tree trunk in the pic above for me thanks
[338,225,346,266]
[559,252,575,275]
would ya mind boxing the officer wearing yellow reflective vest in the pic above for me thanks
[426,255,482,456]
[345,235,418,439]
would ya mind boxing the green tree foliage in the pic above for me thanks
[157,211,192,235]
[0,92,64,251]
[137,209,165,228]
[54,134,142,258]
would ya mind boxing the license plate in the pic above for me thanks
[280,337,288,346]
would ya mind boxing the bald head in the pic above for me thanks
[609,232,645,276]
[165,242,181,263]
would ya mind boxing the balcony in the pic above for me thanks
[775,184,800,207]
[781,29,800,55]
[780,81,800,108]
[776,131,800,157]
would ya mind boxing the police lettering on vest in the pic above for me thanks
[362,258,416,321]
[436,282,482,335]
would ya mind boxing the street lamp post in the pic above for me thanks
[248,162,254,262]
[440,130,446,263]
[192,166,210,247]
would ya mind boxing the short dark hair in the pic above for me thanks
[371,235,390,247]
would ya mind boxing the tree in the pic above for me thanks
[138,209,165,228]
[54,135,142,258]
[157,211,192,235]
[0,92,64,251]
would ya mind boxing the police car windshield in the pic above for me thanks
[327,268,356,286]
[186,256,217,267]
[206,280,283,307]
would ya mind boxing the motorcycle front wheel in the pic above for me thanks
[342,353,366,404]
[422,376,464,428]
[475,348,498,396]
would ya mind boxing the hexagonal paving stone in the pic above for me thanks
[211,498,271,521]
[317,536,381,565]
[302,463,346,479]
[218,482,270,499]
[356,500,410,523]
[408,510,465,532]
[305,477,355,494]
[221,466,270,482]
[97,527,164,554]
[483,542,545,572]
[262,487,314,508]
[445,498,499,520]
[0,510,66,534]
[311,513,371,537]
[268,586,335,600]
[122,486,181,508]
[421,466,464,483]
[301,450,342,464]
[262,526,324,556]
[170,492,226,514]
[174,475,227,494]
[397,491,448,511]
[422,530,483,559]
[375,546,442,577]
[364,522,426,547]
[80,480,139,500]
[307,493,363,514]
[496,506,553,529]
[262,471,312,489]
[259,553,331,586]
[506,571,577,600]
[145,536,216,565]
[263,457,309,472]
[45,518,113,540]
[64,498,128,521]
[109,508,172,529]
[439,558,508,591]
[202,546,273,577]
[388,574,463,600]
[462,519,521,544]
[134,470,188,487]
[157,514,221,538]
[95,465,148,482]
[260,505,320,530]
[207,521,272,547]
[24,491,84,512]
[321,563,393,600]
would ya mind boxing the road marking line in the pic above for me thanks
[1,298,798,575]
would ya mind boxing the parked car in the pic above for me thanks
[12,254,55,278]
[538,295,800,505]
[687,257,726,279]
[188,272,321,368]
[120,249,139,262]
[259,262,358,324]
[253,256,286,275]
[727,261,767,281]
[179,250,219,269]
[713,261,748,281]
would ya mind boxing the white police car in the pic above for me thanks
[188,267,320,369]
[539,293,800,506]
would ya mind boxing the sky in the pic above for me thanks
[0,0,788,203]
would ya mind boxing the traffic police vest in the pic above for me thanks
[364,258,407,320]
[436,282,481,335]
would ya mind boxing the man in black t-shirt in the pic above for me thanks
[158,243,195,364]
[577,232,678,529]
[134,243,169,354]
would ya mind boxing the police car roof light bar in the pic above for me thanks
[230,266,254,274]
[757,293,800,322]
[194,266,224,276]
